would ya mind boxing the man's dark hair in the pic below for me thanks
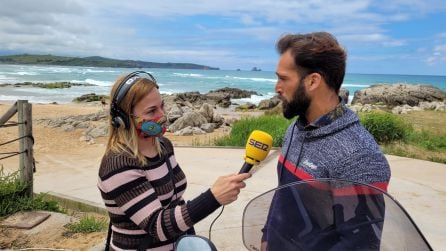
[276,32,347,93]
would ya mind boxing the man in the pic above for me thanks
[261,32,391,250]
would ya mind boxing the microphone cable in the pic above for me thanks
[208,205,224,241]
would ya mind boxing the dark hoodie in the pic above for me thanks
[263,106,391,251]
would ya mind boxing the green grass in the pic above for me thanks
[65,215,108,233]
[214,115,294,147]
[407,130,446,152]
[214,110,445,164]
[0,167,64,217]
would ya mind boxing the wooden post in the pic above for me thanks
[0,101,17,126]
[17,100,34,196]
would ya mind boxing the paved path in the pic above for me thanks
[33,146,446,250]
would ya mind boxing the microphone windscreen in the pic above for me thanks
[244,130,273,165]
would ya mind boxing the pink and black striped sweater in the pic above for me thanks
[98,137,220,250]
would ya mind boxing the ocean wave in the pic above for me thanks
[231,76,276,82]
[10,71,39,76]
[71,79,113,86]
[0,74,17,82]
[82,68,119,73]
[173,73,203,77]
[160,90,174,95]
[0,95,72,104]
[231,93,275,105]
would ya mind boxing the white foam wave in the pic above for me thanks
[342,84,370,88]
[160,90,174,95]
[0,75,16,82]
[0,95,71,104]
[232,76,276,82]
[231,93,275,105]
[72,79,112,86]
[10,71,39,76]
[83,68,119,73]
[173,73,203,77]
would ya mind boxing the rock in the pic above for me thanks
[207,87,260,99]
[212,114,225,128]
[348,104,382,113]
[85,126,108,138]
[62,124,75,132]
[173,126,206,136]
[198,103,214,122]
[167,104,184,123]
[73,93,108,103]
[236,102,256,110]
[204,92,231,108]
[352,84,446,107]
[419,101,445,111]
[258,96,281,110]
[200,123,215,133]
[174,126,194,136]
[339,88,349,104]
[168,112,208,132]
[392,105,419,114]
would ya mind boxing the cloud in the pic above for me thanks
[425,44,446,65]
[339,33,406,47]
[0,0,444,73]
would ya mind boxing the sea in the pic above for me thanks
[0,64,445,104]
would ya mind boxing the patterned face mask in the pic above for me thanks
[133,115,167,138]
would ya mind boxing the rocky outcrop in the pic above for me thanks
[73,93,108,103]
[351,84,446,107]
[207,87,260,99]
[35,110,109,144]
[348,100,446,114]
[391,101,445,114]
[164,91,231,108]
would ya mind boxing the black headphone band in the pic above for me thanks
[112,71,157,109]
[111,71,157,129]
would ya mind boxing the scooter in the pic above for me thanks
[174,178,433,251]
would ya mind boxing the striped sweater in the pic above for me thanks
[98,137,220,250]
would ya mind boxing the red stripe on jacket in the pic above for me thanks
[279,154,388,195]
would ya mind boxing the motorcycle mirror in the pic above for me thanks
[175,235,217,251]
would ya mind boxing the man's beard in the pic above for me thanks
[282,80,311,119]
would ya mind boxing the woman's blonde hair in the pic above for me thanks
[105,75,163,165]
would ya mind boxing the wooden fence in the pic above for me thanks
[0,100,34,196]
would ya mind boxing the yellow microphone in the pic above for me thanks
[239,130,273,173]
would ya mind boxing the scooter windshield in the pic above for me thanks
[242,179,432,251]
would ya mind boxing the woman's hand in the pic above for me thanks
[210,173,252,205]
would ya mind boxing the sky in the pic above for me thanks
[1,0,446,75]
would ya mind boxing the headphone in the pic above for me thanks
[110,71,159,130]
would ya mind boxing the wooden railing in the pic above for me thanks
[0,100,34,196]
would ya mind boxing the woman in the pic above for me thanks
[98,71,251,251]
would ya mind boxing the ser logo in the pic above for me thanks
[248,139,269,151]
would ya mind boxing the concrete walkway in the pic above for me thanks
[33,146,446,250]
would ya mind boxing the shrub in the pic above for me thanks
[0,168,63,217]
[359,111,412,144]
[215,115,293,147]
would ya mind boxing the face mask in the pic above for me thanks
[134,115,167,138]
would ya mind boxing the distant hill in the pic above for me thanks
[0,54,219,70]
